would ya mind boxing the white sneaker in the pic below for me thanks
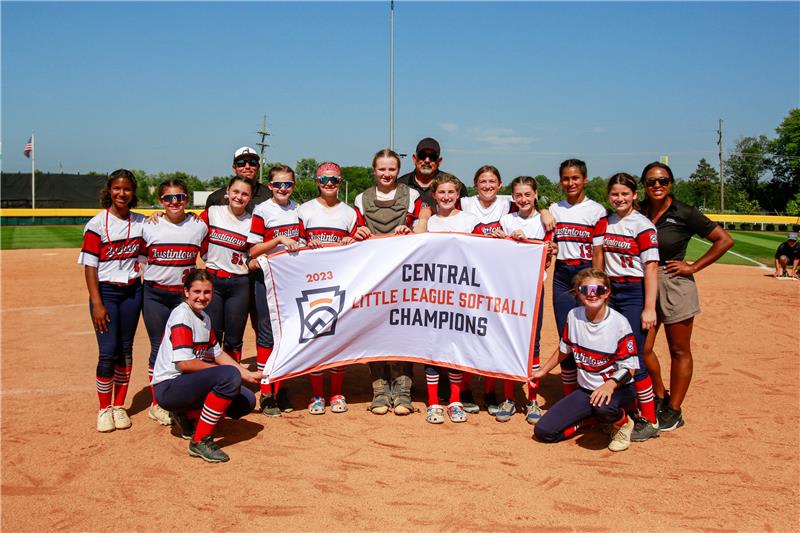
[608,417,634,452]
[112,407,132,430]
[97,407,115,433]
[147,404,172,426]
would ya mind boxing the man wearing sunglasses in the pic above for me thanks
[397,137,466,228]
[205,146,271,211]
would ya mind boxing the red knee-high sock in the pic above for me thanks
[634,376,657,423]
[112,365,132,407]
[96,376,113,409]
[561,368,578,396]
[272,380,282,394]
[448,371,462,405]
[426,372,439,406]
[224,347,241,363]
[528,356,541,401]
[310,372,324,398]
[484,377,497,394]
[329,368,344,397]
[185,409,201,420]
[561,416,598,439]
[256,346,273,395]
[148,366,157,405]
[193,392,232,443]
[461,372,472,391]
[502,379,515,401]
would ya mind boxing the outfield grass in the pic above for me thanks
[0,225,84,250]
[0,225,787,268]
[685,230,784,267]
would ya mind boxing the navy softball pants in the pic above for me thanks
[91,281,142,378]
[552,261,590,372]
[154,365,256,418]
[253,270,273,349]
[609,279,649,383]
[143,284,183,369]
[205,274,250,352]
[534,385,635,443]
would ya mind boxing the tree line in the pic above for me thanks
[127,109,799,214]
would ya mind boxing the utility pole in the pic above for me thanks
[389,0,395,150]
[718,118,724,212]
[257,114,271,182]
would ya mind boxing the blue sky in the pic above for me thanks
[3,1,798,184]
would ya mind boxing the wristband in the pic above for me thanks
[611,368,632,386]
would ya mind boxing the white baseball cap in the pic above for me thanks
[233,146,259,162]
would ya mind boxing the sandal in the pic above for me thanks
[426,404,445,424]
[447,402,468,423]
[391,375,414,416]
[330,394,349,413]
[308,396,326,415]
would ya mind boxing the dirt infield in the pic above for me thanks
[2,248,799,532]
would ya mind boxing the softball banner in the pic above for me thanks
[258,232,547,384]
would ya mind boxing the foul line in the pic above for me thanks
[0,303,84,313]
[690,236,769,270]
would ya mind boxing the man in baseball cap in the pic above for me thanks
[205,146,271,211]
[774,232,800,278]
[397,137,467,229]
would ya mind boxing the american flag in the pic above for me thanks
[23,136,33,158]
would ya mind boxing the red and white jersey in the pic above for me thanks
[427,211,482,234]
[499,211,552,241]
[353,187,423,228]
[549,198,606,262]
[559,306,639,390]
[200,206,251,275]
[151,302,221,386]
[593,211,659,279]
[141,216,207,286]
[460,195,516,235]
[298,199,358,244]
[78,210,145,283]
[248,199,303,255]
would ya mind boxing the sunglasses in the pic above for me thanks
[270,181,294,190]
[416,151,439,162]
[318,176,342,185]
[234,159,259,168]
[578,284,609,297]
[644,177,671,187]
[160,193,188,203]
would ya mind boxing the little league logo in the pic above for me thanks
[296,286,346,343]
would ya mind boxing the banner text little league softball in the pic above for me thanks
[351,262,529,337]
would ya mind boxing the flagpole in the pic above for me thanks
[31,131,36,209]
[389,0,394,150]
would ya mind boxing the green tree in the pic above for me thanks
[769,108,800,211]
[584,176,609,207]
[534,174,563,208]
[206,175,230,189]
[784,190,800,216]
[295,158,319,181]
[688,158,720,210]
[725,135,769,209]
[341,166,374,204]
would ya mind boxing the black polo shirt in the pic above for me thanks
[775,241,800,261]
[641,195,718,264]
[204,181,271,213]
[397,170,466,210]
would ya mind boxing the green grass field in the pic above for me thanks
[0,225,786,268]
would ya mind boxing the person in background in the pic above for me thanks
[774,232,799,278]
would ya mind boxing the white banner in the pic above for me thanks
[259,232,546,384]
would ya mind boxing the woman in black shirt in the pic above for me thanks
[639,162,733,432]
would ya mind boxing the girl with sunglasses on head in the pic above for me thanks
[592,173,660,442]
[151,269,262,463]
[532,268,638,452]
[79,169,145,432]
[247,164,303,417]
[638,162,732,432]
[353,149,422,416]
[297,162,371,415]
[489,176,553,424]
[548,160,607,398]
[141,179,208,427]
[198,176,254,366]
[423,174,483,425]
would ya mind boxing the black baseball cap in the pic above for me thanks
[415,138,440,157]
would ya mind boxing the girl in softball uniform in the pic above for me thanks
[142,179,208,426]
[199,176,253,363]
[152,269,262,463]
[78,169,144,432]
[548,159,606,397]
[298,162,370,415]
[533,268,638,452]
[424,174,482,424]
[592,173,660,441]
[247,164,303,417]
[490,176,553,424]
[353,149,421,416]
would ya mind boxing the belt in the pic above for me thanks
[102,278,141,287]
[556,259,591,266]
[609,276,643,283]
[205,267,247,279]
[146,281,183,292]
